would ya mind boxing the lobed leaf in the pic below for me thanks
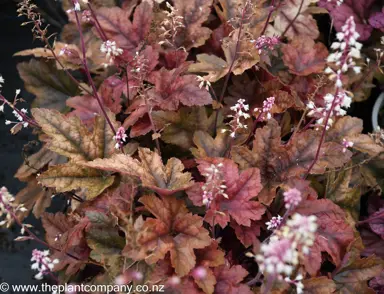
[281,37,329,76]
[83,148,193,196]
[173,0,213,50]
[296,199,355,275]
[134,195,212,276]
[38,163,115,200]
[32,108,119,162]
[272,0,319,40]
[153,107,219,150]
[187,158,265,227]
[17,60,80,111]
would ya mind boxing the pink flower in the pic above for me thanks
[283,188,302,210]
[254,97,275,121]
[256,237,297,276]
[31,249,59,280]
[192,266,207,279]
[223,99,250,138]
[113,126,127,149]
[342,138,354,152]
[253,35,280,54]
[201,163,227,207]
[266,215,283,230]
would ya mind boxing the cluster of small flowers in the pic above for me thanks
[252,35,280,54]
[81,10,92,23]
[282,214,317,255]
[307,17,361,130]
[58,45,78,59]
[196,76,212,91]
[113,126,127,149]
[256,237,298,276]
[100,40,123,65]
[0,75,4,88]
[222,99,250,138]
[5,107,30,129]
[254,96,275,121]
[283,188,302,210]
[130,51,149,77]
[31,249,59,280]
[307,92,352,129]
[266,215,282,230]
[325,16,362,87]
[342,138,354,152]
[254,213,317,291]
[285,274,304,294]
[0,187,27,227]
[158,2,185,47]
[201,163,227,207]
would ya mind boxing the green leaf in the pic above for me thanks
[85,210,125,256]
[333,251,384,293]
[153,107,221,150]
[32,108,119,162]
[38,163,114,200]
[17,59,80,111]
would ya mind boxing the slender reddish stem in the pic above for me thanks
[73,9,116,134]
[31,20,93,96]
[0,195,80,262]
[304,93,338,178]
[260,0,277,36]
[357,210,384,225]
[281,0,304,37]
[0,94,39,128]
[214,1,249,133]
[87,3,108,41]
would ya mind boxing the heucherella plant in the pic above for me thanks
[1,0,384,293]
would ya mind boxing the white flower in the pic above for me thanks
[283,188,302,210]
[100,40,123,60]
[266,215,283,230]
[113,127,127,149]
[196,76,211,91]
[201,162,227,207]
[31,249,59,280]
[74,1,81,11]
[342,138,354,152]
[224,99,250,138]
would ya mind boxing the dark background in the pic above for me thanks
[0,1,64,291]
[0,1,382,292]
